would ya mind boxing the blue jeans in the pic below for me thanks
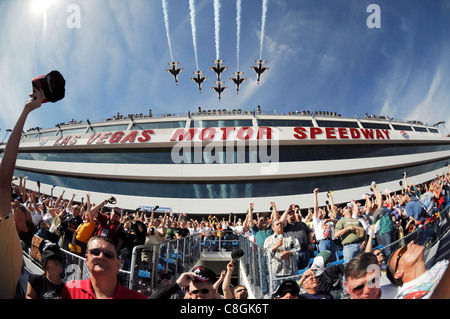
[318,239,338,263]
[343,243,361,264]
[380,229,396,247]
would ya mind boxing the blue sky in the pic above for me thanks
[1,0,449,135]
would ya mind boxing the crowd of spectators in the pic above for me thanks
[8,168,448,300]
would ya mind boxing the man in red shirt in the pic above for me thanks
[93,204,122,246]
[62,236,147,299]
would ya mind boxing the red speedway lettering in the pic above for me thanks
[293,127,390,140]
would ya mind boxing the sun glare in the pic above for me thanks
[31,0,55,14]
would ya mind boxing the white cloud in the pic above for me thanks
[409,67,450,129]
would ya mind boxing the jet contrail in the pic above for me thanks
[189,0,199,71]
[259,0,268,61]
[162,0,174,62]
[214,0,221,60]
[236,0,241,70]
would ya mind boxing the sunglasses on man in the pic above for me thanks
[351,276,378,295]
[88,248,116,260]
[235,288,247,293]
[189,288,211,295]
[393,245,408,274]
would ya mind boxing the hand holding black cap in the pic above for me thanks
[231,249,244,264]
[32,70,66,103]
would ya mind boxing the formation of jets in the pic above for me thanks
[165,59,269,101]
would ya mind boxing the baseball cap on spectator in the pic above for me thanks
[39,240,64,266]
[41,248,63,265]
[310,250,331,277]
[272,280,300,298]
[192,266,216,283]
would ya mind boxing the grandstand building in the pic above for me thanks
[3,108,449,214]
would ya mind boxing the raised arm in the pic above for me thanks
[270,201,279,221]
[242,213,249,233]
[279,204,294,228]
[222,261,235,299]
[313,188,319,218]
[0,88,44,218]
[67,193,76,210]
[247,202,255,227]
[55,190,65,208]
[328,190,338,219]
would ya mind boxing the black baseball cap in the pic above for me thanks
[32,70,66,103]
[272,280,300,298]
[192,266,216,283]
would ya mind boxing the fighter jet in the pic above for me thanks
[209,59,228,81]
[229,71,247,94]
[211,81,227,102]
[166,62,184,85]
[190,70,208,93]
[250,60,270,84]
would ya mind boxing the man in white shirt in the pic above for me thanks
[264,220,301,277]
[386,240,449,299]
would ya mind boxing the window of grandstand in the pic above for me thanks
[428,128,440,134]
[37,131,58,137]
[22,133,37,139]
[412,126,429,132]
[315,120,360,128]
[257,119,314,127]
[190,120,253,128]
[360,122,391,130]
[59,127,88,136]
[89,124,129,133]
[392,124,413,131]
[132,121,186,130]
